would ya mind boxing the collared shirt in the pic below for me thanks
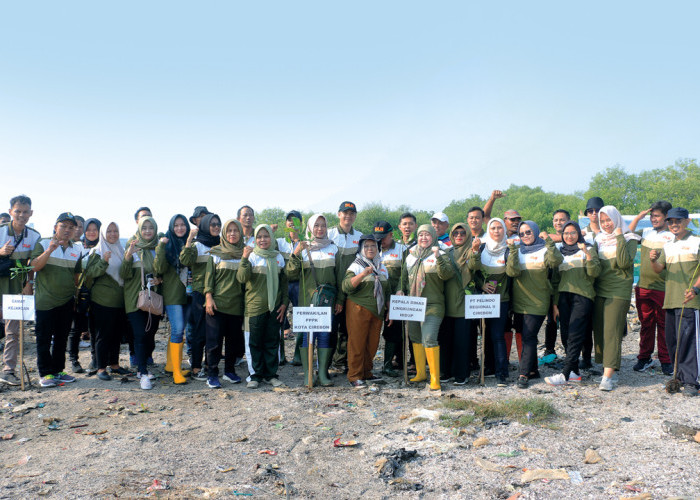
[34,240,82,310]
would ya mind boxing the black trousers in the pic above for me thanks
[447,317,472,382]
[382,316,404,365]
[205,311,243,377]
[544,299,562,352]
[188,291,207,370]
[558,292,593,378]
[36,301,75,377]
[248,312,282,381]
[438,317,456,378]
[331,309,347,367]
[666,308,700,388]
[519,313,545,378]
[92,302,127,370]
[68,300,89,362]
[126,310,161,375]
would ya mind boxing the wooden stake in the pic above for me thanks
[403,322,409,385]
[307,332,314,389]
[479,318,485,386]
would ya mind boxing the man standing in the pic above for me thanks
[276,210,303,365]
[430,212,451,248]
[398,212,417,247]
[189,206,210,228]
[582,197,604,245]
[0,195,42,386]
[543,209,571,356]
[629,201,674,374]
[328,201,363,371]
[237,206,256,247]
[503,210,522,244]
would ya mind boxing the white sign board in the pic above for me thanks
[292,307,332,332]
[2,295,35,321]
[388,295,427,322]
[465,294,501,319]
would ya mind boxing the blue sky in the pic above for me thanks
[1,1,698,234]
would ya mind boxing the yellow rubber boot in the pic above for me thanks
[170,342,188,385]
[165,342,173,373]
[409,343,427,383]
[425,346,441,390]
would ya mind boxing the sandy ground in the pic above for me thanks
[1,309,700,499]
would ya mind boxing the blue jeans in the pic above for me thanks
[165,304,189,343]
[486,302,509,379]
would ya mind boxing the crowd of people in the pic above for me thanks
[0,192,698,397]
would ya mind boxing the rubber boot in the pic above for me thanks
[410,343,427,383]
[382,342,399,377]
[425,346,441,390]
[170,342,188,385]
[299,346,315,387]
[292,334,303,366]
[165,342,173,373]
[317,348,335,387]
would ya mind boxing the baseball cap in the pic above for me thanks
[285,210,302,221]
[666,207,689,220]
[56,212,77,225]
[373,221,393,236]
[585,197,605,213]
[338,201,357,212]
[431,212,449,223]
[503,209,521,219]
[189,206,211,224]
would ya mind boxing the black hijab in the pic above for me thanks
[165,214,190,270]
[82,218,102,249]
[195,213,221,248]
[560,221,586,256]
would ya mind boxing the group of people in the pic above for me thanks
[0,192,698,397]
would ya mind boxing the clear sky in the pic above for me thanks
[1,1,698,235]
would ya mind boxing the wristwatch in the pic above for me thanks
[692,286,700,296]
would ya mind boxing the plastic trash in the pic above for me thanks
[538,354,557,366]
[333,438,358,447]
[569,471,583,484]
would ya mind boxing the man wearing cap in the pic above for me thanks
[190,206,211,227]
[277,210,303,365]
[0,195,42,386]
[431,212,451,249]
[649,207,700,397]
[582,197,604,245]
[29,213,84,388]
[374,221,407,376]
[503,210,522,245]
[328,201,363,371]
[629,201,674,374]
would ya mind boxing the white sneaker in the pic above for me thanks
[247,380,259,389]
[598,376,614,391]
[140,375,153,390]
[545,373,567,386]
[137,372,156,380]
[267,378,285,388]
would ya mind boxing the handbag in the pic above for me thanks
[137,254,163,316]
[306,249,337,307]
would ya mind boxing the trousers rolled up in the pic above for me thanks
[345,300,382,383]
[665,308,700,388]
[558,292,593,379]
[593,296,629,370]
[205,311,243,377]
[248,312,282,381]
[35,301,74,377]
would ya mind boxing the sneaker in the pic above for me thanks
[440,374,453,383]
[517,375,529,389]
[351,379,366,388]
[97,371,112,381]
[545,373,568,386]
[222,372,242,384]
[633,358,654,372]
[78,340,91,349]
[579,359,593,370]
[568,372,582,383]
[247,380,259,389]
[137,372,156,380]
[598,376,614,391]
[140,374,152,390]
[193,370,207,381]
[661,363,673,376]
[86,362,98,376]
[235,357,246,367]
[0,371,20,386]
[683,385,698,397]
[40,375,58,388]
[71,361,85,374]
[267,377,285,388]
[453,378,467,386]
[543,349,557,357]
[484,368,496,378]
[55,372,76,383]
[110,366,134,376]
[496,376,508,387]
[366,374,383,382]
[207,376,222,389]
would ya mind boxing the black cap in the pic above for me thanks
[338,201,357,212]
[56,212,77,225]
[285,210,302,222]
[666,207,689,220]
[357,234,378,249]
[189,206,210,224]
[372,220,393,236]
[585,197,605,212]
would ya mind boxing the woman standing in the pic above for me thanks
[180,213,222,380]
[506,221,563,388]
[402,225,454,391]
[204,219,246,388]
[546,222,600,385]
[286,214,342,387]
[120,217,162,390]
[342,234,391,387]
[593,206,640,391]
[470,218,511,387]
[85,222,131,381]
[154,214,191,385]
[237,224,288,389]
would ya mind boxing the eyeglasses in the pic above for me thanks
[506,217,522,222]
[585,209,599,215]
[562,232,578,237]
[519,230,533,237]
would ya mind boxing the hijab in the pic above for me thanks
[164,214,190,271]
[595,206,641,248]
[133,216,158,271]
[95,222,124,286]
[252,224,280,312]
[353,235,385,312]
[209,219,245,260]
[483,218,508,257]
[82,218,102,249]
[449,223,472,285]
[195,213,221,248]
[305,214,333,251]
[518,220,546,255]
[560,221,586,257]
[409,224,437,297]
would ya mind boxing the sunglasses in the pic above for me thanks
[210,222,222,227]
[585,209,599,214]
[453,230,467,236]
[519,230,533,237]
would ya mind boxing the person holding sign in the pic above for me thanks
[343,234,391,387]
[470,218,511,387]
[286,214,342,387]
[545,222,600,386]
[237,224,288,389]
[506,221,563,388]
[30,213,83,388]
[593,206,640,391]
[401,224,454,391]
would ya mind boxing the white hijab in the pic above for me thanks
[483,218,508,257]
[95,222,125,286]
[595,206,641,249]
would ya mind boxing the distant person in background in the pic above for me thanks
[430,212,451,249]
[581,197,604,245]
[398,212,417,247]
[237,205,256,247]
[629,201,674,375]
[0,213,10,225]
[134,207,152,223]
[503,210,522,245]
[189,206,210,228]
[276,210,303,366]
